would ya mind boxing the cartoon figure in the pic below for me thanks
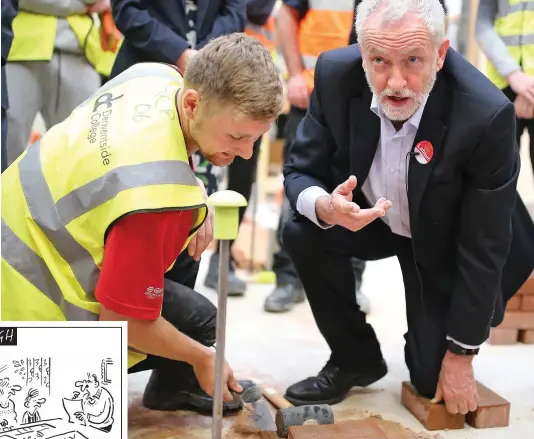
[0,377,22,431]
[22,388,46,424]
[72,374,114,432]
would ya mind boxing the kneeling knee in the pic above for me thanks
[410,372,439,399]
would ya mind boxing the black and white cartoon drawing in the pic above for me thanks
[22,388,47,424]
[0,377,22,431]
[63,372,114,433]
[0,324,124,439]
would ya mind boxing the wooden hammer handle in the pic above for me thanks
[260,385,293,409]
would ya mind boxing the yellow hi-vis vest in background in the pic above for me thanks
[7,11,120,77]
[1,63,208,368]
[486,0,534,89]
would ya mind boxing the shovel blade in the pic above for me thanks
[249,400,276,431]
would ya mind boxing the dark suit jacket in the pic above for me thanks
[283,45,534,346]
[1,0,19,110]
[246,0,276,26]
[110,0,246,78]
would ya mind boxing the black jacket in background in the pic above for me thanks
[246,0,276,26]
[110,0,246,78]
[349,0,448,45]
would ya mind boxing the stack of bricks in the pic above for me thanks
[488,272,534,345]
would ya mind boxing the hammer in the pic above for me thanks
[208,190,248,439]
[260,386,335,438]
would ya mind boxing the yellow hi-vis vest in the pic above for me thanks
[1,63,208,368]
[298,0,354,93]
[7,10,120,77]
[486,0,534,89]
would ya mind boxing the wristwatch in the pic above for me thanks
[447,340,479,356]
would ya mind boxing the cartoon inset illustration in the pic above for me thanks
[0,377,22,431]
[63,372,114,433]
[22,388,47,424]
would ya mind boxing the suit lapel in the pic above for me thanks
[408,75,448,233]
[195,0,208,34]
[349,87,381,187]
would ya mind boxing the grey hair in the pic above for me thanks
[355,0,446,45]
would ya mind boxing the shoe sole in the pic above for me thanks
[284,364,388,407]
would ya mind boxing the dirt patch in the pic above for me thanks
[224,408,442,439]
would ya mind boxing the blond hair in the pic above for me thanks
[184,33,284,121]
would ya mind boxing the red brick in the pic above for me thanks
[517,271,534,295]
[499,311,534,329]
[401,382,465,431]
[466,382,510,429]
[288,420,387,439]
[521,295,534,311]
[506,295,521,311]
[488,328,518,345]
[519,330,534,344]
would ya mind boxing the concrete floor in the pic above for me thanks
[128,135,534,438]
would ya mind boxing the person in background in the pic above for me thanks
[5,0,115,168]
[1,0,19,173]
[264,0,371,314]
[476,0,534,170]
[110,0,252,295]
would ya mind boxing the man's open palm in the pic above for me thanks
[316,175,392,232]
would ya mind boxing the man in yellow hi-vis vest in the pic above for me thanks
[2,33,284,414]
[476,0,534,171]
[5,0,119,167]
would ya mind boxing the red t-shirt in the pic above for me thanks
[95,210,193,320]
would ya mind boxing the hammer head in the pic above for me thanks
[275,404,334,438]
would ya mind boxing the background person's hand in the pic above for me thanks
[508,71,534,105]
[192,349,242,402]
[315,176,392,232]
[515,94,534,119]
[431,351,479,415]
[287,73,310,109]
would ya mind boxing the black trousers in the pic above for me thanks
[274,107,366,287]
[128,251,217,374]
[502,86,534,171]
[283,215,450,398]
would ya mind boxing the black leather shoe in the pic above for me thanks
[143,369,257,414]
[264,284,305,312]
[284,360,388,406]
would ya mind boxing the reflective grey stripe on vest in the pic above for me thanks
[77,63,182,109]
[246,23,273,40]
[497,0,534,19]
[500,34,534,46]
[309,0,354,12]
[1,219,98,321]
[19,140,199,295]
[303,55,317,70]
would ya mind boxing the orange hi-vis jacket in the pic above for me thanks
[245,16,276,53]
[298,0,354,92]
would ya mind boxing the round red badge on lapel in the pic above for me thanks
[415,141,433,164]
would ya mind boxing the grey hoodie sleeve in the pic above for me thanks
[475,0,521,79]
[19,0,88,17]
